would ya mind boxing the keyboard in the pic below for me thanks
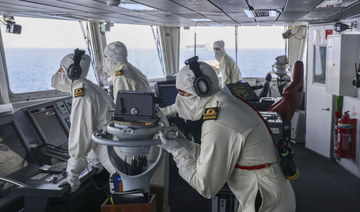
[38,162,67,174]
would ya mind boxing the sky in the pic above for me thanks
[1,17,285,49]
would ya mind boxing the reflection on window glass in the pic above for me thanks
[180,26,285,77]
[313,45,326,84]
[105,24,163,79]
[1,17,96,93]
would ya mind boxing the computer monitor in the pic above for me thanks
[154,80,178,107]
[29,106,68,148]
[0,121,30,178]
[223,82,259,102]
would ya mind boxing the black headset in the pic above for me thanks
[185,56,213,97]
[67,48,85,80]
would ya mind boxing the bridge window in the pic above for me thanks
[180,26,285,78]
[105,24,163,79]
[1,17,96,94]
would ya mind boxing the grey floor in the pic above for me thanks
[291,144,360,212]
[168,144,360,212]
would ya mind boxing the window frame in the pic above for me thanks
[0,34,69,103]
[0,18,95,102]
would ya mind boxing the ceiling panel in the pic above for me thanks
[144,11,190,23]
[248,0,286,10]
[300,7,342,21]
[0,1,67,13]
[0,0,359,26]
[278,11,309,21]
[201,12,234,22]
[241,22,258,26]
[0,4,53,14]
[0,0,120,18]
[131,0,192,13]
[170,0,221,13]
[228,12,248,18]
[255,21,277,26]
[255,16,278,22]
[325,1,360,20]
[285,0,324,12]
[175,12,206,19]
[273,21,291,26]
[210,0,249,13]
[227,12,253,23]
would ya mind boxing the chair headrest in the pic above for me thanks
[292,61,304,85]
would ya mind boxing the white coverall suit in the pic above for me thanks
[104,41,170,211]
[51,53,116,192]
[103,41,151,100]
[160,62,295,212]
[214,40,242,86]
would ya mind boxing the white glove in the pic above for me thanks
[67,174,81,193]
[158,131,180,154]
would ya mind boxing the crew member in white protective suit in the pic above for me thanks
[213,40,242,87]
[104,41,170,211]
[159,62,295,212]
[103,41,151,100]
[51,52,116,192]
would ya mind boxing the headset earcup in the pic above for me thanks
[67,64,74,80]
[67,64,82,80]
[194,76,212,97]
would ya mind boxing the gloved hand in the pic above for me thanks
[158,131,180,154]
[66,174,81,193]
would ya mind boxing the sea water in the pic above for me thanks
[4,48,284,93]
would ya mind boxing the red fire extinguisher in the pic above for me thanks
[334,111,357,159]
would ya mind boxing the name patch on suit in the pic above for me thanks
[203,107,218,121]
[115,70,123,76]
[74,88,84,98]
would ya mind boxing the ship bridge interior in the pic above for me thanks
[2,1,360,212]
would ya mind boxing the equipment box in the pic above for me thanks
[101,194,157,212]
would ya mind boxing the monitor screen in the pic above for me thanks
[155,81,178,107]
[0,122,29,177]
[30,107,68,148]
[224,82,259,102]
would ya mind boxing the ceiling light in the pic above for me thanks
[119,3,157,11]
[244,10,278,18]
[190,18,212,22]
[269,10,278,17]
[244,10,254,18]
